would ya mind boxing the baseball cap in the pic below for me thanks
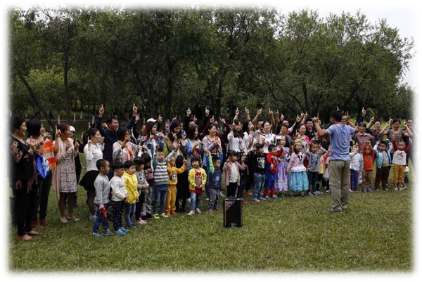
[69,126,76,132]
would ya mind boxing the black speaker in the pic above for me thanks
[223,197,243,227]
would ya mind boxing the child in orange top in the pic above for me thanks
[361,141,377,192]
[166,156,186,215]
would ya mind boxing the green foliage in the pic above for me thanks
[10,7,414,124]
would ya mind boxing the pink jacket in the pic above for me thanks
[222,161,245,186]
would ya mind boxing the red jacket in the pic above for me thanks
[266,150,283,174]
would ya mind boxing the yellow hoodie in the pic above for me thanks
[122,171,139,204]
[167,163,186,185]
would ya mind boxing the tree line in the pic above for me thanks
[10,7,414,130]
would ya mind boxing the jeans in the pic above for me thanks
[124,203,136,227]
[32,171,53,221]
[307,171,319,193]
[190,192,202,211]
[406,152,421,185]
[253,173,265,199]
[350,169,359,190]
[93,203,110,233]
[153,184,168,214]
[209,187,220,210]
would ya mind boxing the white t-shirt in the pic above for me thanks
[229,163,239,183]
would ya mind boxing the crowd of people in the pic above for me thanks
[9,105,415,240]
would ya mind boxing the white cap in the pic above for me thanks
[147,118,156,123]
[404,166,409,173]
[69,126,76,132]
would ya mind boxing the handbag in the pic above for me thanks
[35,154,50,179]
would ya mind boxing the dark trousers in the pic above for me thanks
[135,190,146,220]
[350,169,359,191]
[307,171,319,193]
[406,152,421,185]
[13,183,37,236]
[227,182,238,197]
[111,200,124,231]
[375,166,390,189]
[237,183,245,198]
[32,171,52,221]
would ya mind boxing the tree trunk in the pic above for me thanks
[18,73,55,130]
[64,48,70,122]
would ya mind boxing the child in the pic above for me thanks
[361,141,377,192]
[287,140,309,196]
[248,143,266,202]
[166,156,186,215]
[92,159,114,238]
[374,141,391,191]
[392,136,412,190]
[322,150,330,193]
[134,157,148,225]
[264,144,284,199]
[152,146,176,219]
[207,153,222,212]
[122,160,139,228]
[140,153,153,220]
[188,156,207,216]
[175,155,190,212]
[275,137,290,196]
[306,141,327,196]
[349,144,363,192]
[223,150,246,198]
[109,162,129,235]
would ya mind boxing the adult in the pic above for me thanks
[52,123,80,223]
[353,122,374,151]
[404,118,421,185]
[97,104,136,178]
[295,124,311,152]
[69,125,81,207]
[10,116,41,241]
[380,118,413,160]
[112,127,139,163]
[304,118,316,140]
[79,128,105,219]
[366,117,384,145]
[278,124,294,151]
[185,125,201,170]
[26,120,51,228]
[227,119,245,154]
[256,121,276,153]
[165,119,184,156]
[242,120,255,196]
[313,111,355,212]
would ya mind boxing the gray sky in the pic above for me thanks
[278,1,421,92]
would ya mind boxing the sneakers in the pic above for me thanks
[187,211,195,216]
[367,188,373,193]
[116,228,126,236]
[308,192,314,196]
[362,188,367,193]
[271,195,278,199]
[161,213,169,218]
[328,208,342,213]
[300,192,305,197]
[206,197,210,201]
[166,212,171,216]
[91,232,104,238]
[153,214,160,220]
[252,198,260,203]
[219,191,226,198]
[170,210,177,215]
[383,187,388,191]
[259,197,266,201]
[121,227,129,233]
[394,187,398,191]
[136,219,147,225]
[207,209,213,213]
[195,208,201,213]
[104,229,114,236]
[242,199,248,204]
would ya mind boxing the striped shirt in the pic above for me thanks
[43,139,56,170]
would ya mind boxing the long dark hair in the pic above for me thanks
[168,120,182,142]
[26,119,42,137]
[116,127,128,141]
[10,116,25,134]
[187,125,198,140]
[233,119,242,138]
[242,120,251,135]
[145,121,156,140]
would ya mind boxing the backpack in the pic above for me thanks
[35,154,50,179]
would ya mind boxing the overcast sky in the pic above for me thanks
[278,1,421,92]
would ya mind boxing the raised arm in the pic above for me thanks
[312,115,329,138]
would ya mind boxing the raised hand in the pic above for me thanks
[132,103,137,115]
[65,140,72,151]
[87,136,92,147]
[205,107,210,117]
[296,115,301,123]
[55,126,61,139]
[362,107,366,116]
[244,107,249,115]
[193,115,197,123]
[157,114,163,123]
[257,108,263,115]
[135,114,140,124]
[370,116,375,122]
[219,118,226,124]
[75,141,80,150]
[99,104,104,117]
[186,107,191,116]
[235,107,240,116]
[388,117,393,125]
[280,113,285,121]
[210,115,215,123]
[269,108,274,115]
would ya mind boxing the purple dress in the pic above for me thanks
[275,147,290,192]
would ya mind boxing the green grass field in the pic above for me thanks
[9,153,414,272]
